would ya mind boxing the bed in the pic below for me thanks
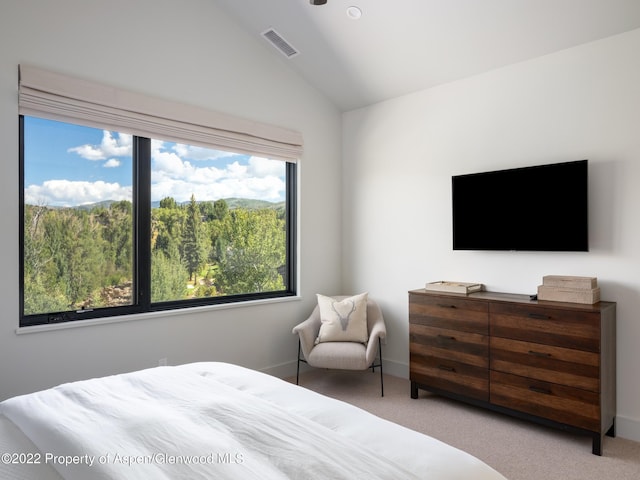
[0,362,507,479]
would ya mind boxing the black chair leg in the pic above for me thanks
[369,337,384,396]
[378,337,384,397]
[296,340,301,385]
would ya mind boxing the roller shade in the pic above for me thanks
[18,65,302,162]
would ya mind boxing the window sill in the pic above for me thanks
[16,295,301,335]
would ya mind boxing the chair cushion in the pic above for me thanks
[315,292,369,344]
[308,342,369,370]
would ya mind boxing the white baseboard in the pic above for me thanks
[616,415,640,443]
[379,358,408,379]
[260,360,298,379]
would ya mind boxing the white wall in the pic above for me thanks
[0,0,342,400]
[342,28,640,442]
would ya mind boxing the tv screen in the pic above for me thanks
[452,160,588,251]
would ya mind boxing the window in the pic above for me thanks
[21,116,296,326]
[147,137,293,304]
[22,118,136,318]
[19,66,300,327]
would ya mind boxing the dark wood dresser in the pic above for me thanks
[409,288,616,455]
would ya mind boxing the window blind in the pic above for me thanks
[18,65,302,162]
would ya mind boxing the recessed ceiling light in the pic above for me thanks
[346,6,362,20]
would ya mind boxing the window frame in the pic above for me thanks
[19,116,297,328]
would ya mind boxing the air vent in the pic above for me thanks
[262,28,299,58]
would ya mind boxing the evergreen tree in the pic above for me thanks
[213,199,228,220]
[181,194,210,281]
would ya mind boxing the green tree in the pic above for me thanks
[22,198,139,314]
[213,199,229,220]
[159,196,178,209]
[151,198,188,301]
[181,194,210,281]
[216,208,285,294]
[94,200,132,278]
[151,246,189,302]
[41,209,105,309]
[23,204,48,284]
[206,199,229,264]
[199,201,215,221]
[152,203,185,256]
[23,205,69,314]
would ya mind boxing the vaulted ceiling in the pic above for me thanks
[215,0,640,111]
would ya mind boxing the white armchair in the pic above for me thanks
[292,295,387,396]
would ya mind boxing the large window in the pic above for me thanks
[20,115,297,327]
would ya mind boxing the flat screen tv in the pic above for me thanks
[452,160,588,251]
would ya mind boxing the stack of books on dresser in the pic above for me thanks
[537,275,600,304]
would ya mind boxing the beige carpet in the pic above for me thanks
[288,369,640,480]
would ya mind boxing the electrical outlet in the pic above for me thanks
[158,358,167,366]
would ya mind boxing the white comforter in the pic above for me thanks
[0,363,507,480]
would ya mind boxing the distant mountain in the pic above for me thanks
[222,198,285,210]
[150,198,285,210]
[38,198,285,211]
[74,200,116,211]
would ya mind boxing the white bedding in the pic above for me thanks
[0,362,507,480]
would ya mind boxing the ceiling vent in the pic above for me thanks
[262,28,299,58]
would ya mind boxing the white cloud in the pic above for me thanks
[25,180,131,207]
[68,131,132,161]
[226,161,248,178]
[153,149,188,177]
[248,156,285,177]
[66,143,105,161]
[150,175,285,203]
[29,137,286,206]
[150,144,286,202]
[172,143,235,161]
[104,159,121,168]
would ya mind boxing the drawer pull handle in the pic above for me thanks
[528,312,551,320]
[529,386,552,395]
[438,365,456,372]
[437,334,456,342]
[528,350,552,358]
[437,303,457,309]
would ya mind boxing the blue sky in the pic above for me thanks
[23,117,286,207]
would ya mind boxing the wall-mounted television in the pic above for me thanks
[452,160,588,251]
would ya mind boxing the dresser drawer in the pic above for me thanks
[489,303,600,352]
[409,293,488,335]
[411,355,489,401]
[490,371,600,431]
[411,324,488,368]
[490,337,599,391]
